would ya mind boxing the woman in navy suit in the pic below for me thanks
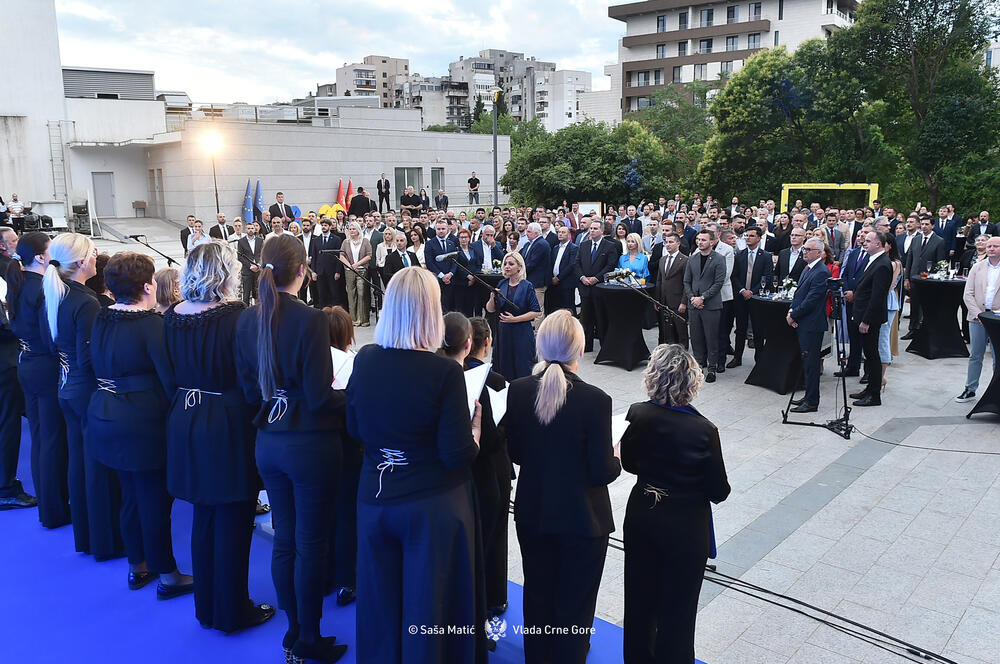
[486,251,541,381]
[347,267,487,664]
[620,344,730,663]
[450,228,483,316]
[505,310,622,664]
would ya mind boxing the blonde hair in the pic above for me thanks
[153,266,181,308]
[43,233,95,341]
[181,241,239,303]
[626,232,643,254]
[374,266,443,350]
[532,310,584,425]
[503,251,527,281]
[643,344,703,406]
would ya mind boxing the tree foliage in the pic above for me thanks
[425,123,462,133]
[473,97,485,123]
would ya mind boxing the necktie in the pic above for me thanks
[440,238,446,251]
[591,242,597,263]
[401,251,409,267]
[828,228,834,245]
[855,249,866,271]
[745,251,755,291]
[664,254,673,275]
[222,225,228,241]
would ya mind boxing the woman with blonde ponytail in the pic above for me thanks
[505,310,622,664]
[45,232,126,559]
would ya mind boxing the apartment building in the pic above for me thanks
[393,75,471,129]
[335,55,410,107]
[608,0,857,114]
[535,69,593,132]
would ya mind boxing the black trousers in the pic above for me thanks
[241,274,258,306]
[453,283,478,317]
[579,293,603,351]
[329,436,362,592]
[256,431,340,643]
[517,526,608,664]
[657,306,689,349]
[439,281,455,313]
[858,322,883,398]
[906,284,921,331]
[118,468,178,574]
[18,357,69,527]
[378,191,390,213]
[0,367,25,498]
[623,485,709,664]
[732,296,759,362]
[476,458,511,609]
[716,300,735,366]
[316,274,346,309]
[191,499,256,632]
[845,302,863,370]
[86,456,126,561]
[798,327,823,407]
[544,284,575,316]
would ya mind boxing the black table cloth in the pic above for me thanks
[593,283,653,371]
[906,278,970,360]
[968,312,1000,418]
[745,296,802,394]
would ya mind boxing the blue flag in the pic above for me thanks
[242,179,253,224]
[254,179,264,222]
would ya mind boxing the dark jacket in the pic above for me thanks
[851,253,892,327]
[268,202,295,221]
[777,247,806,282]
[575,237,617,297]
[209,223,236,241]
[789,260,831,333]
[383,249,419,286]
[312,232,344,277]
[904,232,946,279]
[732,247,774,296]
[521,237,551,289]
[236,235,263,278]
[506,372,621,537]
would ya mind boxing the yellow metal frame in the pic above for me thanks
[780,183,879,212]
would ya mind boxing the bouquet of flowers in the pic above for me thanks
[779,277,797,299]
[484,258,503,274]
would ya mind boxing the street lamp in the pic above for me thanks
[490,87,502,206]
[200,131,223,214]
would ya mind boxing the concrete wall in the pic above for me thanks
[67,144,148,218]
[145,120,510,223]
[0,0,66,200]
[65,98,167,143]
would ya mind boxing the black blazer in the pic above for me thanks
[777,247,806,282]
[180,227,191,253]
[965,222,997,250]
[506,372,621,537]
[268,202,294,221]
[347,195,372,218]
[209,224,236,241]
[852,253,892,327]
[383,249,419,286]
[620,401,730,502]
[312,233,343,277]
[236,235,263,277]
[575,237,617,297]
[732,247,774,296]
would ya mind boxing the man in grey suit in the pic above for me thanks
[821,213,847,263]
[684,229,727,383]
[901,216,947,338]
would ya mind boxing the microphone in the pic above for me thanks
[127,234,146,240]
[319,249,344,254]
[437,250,460,261]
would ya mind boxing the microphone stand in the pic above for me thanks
[128,235,178,266]
[324,250,384,323]
[609,273,685,324]
[448,256,521,313]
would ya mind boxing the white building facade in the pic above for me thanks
[535,70,593,132]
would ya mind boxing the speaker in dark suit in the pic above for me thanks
[777,246,806,282]
[313,226,344,308]
[180,217,195,254]
[521,233,551,314]
[424,230,458,312]
[787,250,831,411]
[268,195,294,224]
[652,235,689,348]
[208,218,236,242]
[850,240,892,406]
[575,229,617,352]
[546,234,578,315]
[236,232,263,305]
[382,247,419,287]
[729,238,774,366]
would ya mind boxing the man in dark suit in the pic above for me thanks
[382,230,419,286]
[965,211,996,251]
[777,228,808,282]
[298,215,319,304]
[348,188,373,218]
[901,217,946,338]
[621,205,642,236]
[575,220,617,352]
[236,221,263,305]
[683,230,727,382]
[376,174,391,213]
[652,232,689,348]
[728,226,774,367]
[933,206,960,258]
[473,224,504,270]
[521,223,551,318]
[896,216,920,266]
[787,239,832,413]
[836,234,870,377]
[268,192,294,226]
[848,231,893,407]
[546,225,578,315]
[313,218,344,308]
[180,214,195,255]
[425,219,459,312]
[209,212,236,242]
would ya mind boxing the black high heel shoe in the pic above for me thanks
[292,637,347,663]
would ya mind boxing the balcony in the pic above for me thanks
[822,8,854,31]
[623,17,771,47]
[609,0,693,21]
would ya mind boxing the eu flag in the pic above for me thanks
[242,179,253,224]
[254,180,264,222]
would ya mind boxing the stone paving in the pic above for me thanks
[93,219,1000,664]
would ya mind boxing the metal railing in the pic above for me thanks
[824,8,855,22]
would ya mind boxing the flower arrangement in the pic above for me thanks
[777,277,797,299]
[484,258,503,274]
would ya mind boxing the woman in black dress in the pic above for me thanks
[465,316,511,617]
[620,344,730,664]
[346,267,486,664]
[6,232,70,527]
[450,228,483,317]
[44,232,125,559]
[235,235,348,664]
[87,252,194,596]
[164,242,274,633]
[505,309,621,664]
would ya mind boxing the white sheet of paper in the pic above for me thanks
[464,362,492,418]
[331,348,356,389]
[486,384,509,426]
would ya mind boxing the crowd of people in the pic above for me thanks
[0,186,996,664]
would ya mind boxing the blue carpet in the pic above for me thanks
[5,420,681,663]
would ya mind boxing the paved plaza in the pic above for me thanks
[94,219,999,664]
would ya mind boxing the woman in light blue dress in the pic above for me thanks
[617,233,650,280]
[878,236,902,391]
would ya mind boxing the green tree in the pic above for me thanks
[470,112,517,135]
[494,90,508,117]
[473,97,485,123]
[510,117,547,149]
[425,123,462,133]
[635,80,714,191]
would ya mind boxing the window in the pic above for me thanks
[656,43,666,58]
[694,64,707,80]
[721,61,734,74]
[678,11,688,29]
[748,33,761,49]
[774,30,780,45]
[637,96,652,110]
[394,167,422,201]
[988,49,994,67]
[726,35,738,51]
[826,0,834,11]
[749,2,762,19]
[654,69,663,85]
[678,41,688,56]
[637,70,651,86]
[382,72,387,78]
[727,5,738,23]
[657,14,667,32]
[431,168,444,196]
[778,0,784,19]
[700,38,713,54]
[672,66,683,83]
[699,8,714,26]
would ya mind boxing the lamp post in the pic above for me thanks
[201,131,223,214]
[490,87,502,206]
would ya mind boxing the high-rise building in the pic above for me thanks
[578,64,623,127]
[449,50,558,121]
[608,0,858,115]
[535,69,593,132]
[393,74,470,129]
[335,55,409,107]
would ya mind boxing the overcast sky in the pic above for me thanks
[54,0,622,104]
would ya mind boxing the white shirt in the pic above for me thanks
[862,250,885,271]
[187,233,210,250]
[788,247,802,270]
[903,231,917,254]
[7,200,24,215]
[985,259,1000,310]
[215,224,230,241]
[552,241,571,277]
